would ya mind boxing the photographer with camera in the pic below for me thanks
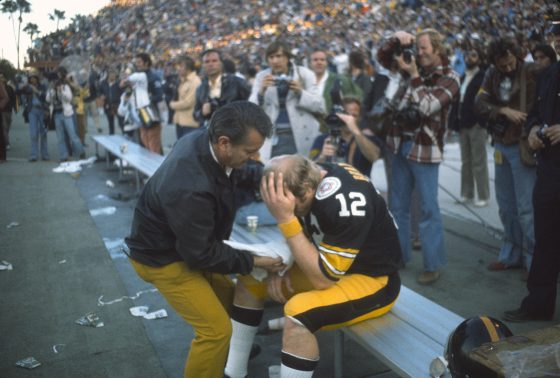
[310,97,381,176]
[194,49,250,128]
[366,36,424,251]
[22,72,49,162]
[46,69,85,162]
[249,40,325,162]
[385,29,460,284]
[474,37,540,278]
[120,53,164,154]
[503,43,560,322]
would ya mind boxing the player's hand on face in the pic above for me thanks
[260,171,296,223]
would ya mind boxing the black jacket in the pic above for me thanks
[448,68,486,131]
[193,74,250,126]
[99,80,122,108]
[126,129,254,274]
[525,62,560,183]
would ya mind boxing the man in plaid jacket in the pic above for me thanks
[385,29,460,284]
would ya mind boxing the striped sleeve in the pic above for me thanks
[318,241,359,280]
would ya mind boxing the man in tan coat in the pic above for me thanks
[170,56,201,139]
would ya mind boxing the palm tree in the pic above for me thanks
[1,0,32,70]
[48,8,65,31]
[23,22,39,43]
[70,13,86,33]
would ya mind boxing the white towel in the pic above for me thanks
[224,240,294,281]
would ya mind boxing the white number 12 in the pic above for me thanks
[336,192,366,217]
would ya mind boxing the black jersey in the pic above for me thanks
[304,163,403,280]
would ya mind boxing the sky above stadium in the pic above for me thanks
[0,0,109,69]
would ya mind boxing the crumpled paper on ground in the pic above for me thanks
[52,157,97,174]
[224,240,293,281]
[75,312,104,327]
[6,221,19,229]
[129,306,168,319]
[15,357,41,369]
[0,260,13,270]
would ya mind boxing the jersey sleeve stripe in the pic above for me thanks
[319,254,347,277]
[319,242,359,255]
[319,245,358,258]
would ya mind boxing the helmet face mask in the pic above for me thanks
[445,316,513,378]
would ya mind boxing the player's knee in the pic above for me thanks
[282,316,311,342]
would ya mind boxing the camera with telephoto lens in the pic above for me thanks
[394,103,422,130]
[537,123,551,147]
[324,105,347,163]
[325,78,347,162]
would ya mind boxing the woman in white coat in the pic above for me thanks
[249,41,326,163]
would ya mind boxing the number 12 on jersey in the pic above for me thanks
[335,192,366,217]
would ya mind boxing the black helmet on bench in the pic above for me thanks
[445,316,513,377]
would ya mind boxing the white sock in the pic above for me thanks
[280,364,314,378]
[224,319,259,378]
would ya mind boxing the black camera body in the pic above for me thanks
[325,104,346,136]
[273,74,292,97]
[537,123,551,147]
[325,104,347,162]
[489,114,511,137]
[394,103,421,130]
[273,74,291,86]
[394,39,417,64]
[208,97,223,114]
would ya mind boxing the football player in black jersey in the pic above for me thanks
[224,155,403,378]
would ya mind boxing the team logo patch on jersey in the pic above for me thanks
[316,177,341,200]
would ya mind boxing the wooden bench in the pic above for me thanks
[93,135,165,191]
[231,223,464,378]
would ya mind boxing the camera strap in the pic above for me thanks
[391,78,410,110]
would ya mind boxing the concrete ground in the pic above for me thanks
[1,110,556,377]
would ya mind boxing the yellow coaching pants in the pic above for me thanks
[129,258,234,378]
[239,264,400,333]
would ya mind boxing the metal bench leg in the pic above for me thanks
[334,329,344,378]
[118,158,123,181]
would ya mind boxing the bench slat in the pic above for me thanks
[342,312,443,377]
[392,286,464,345]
